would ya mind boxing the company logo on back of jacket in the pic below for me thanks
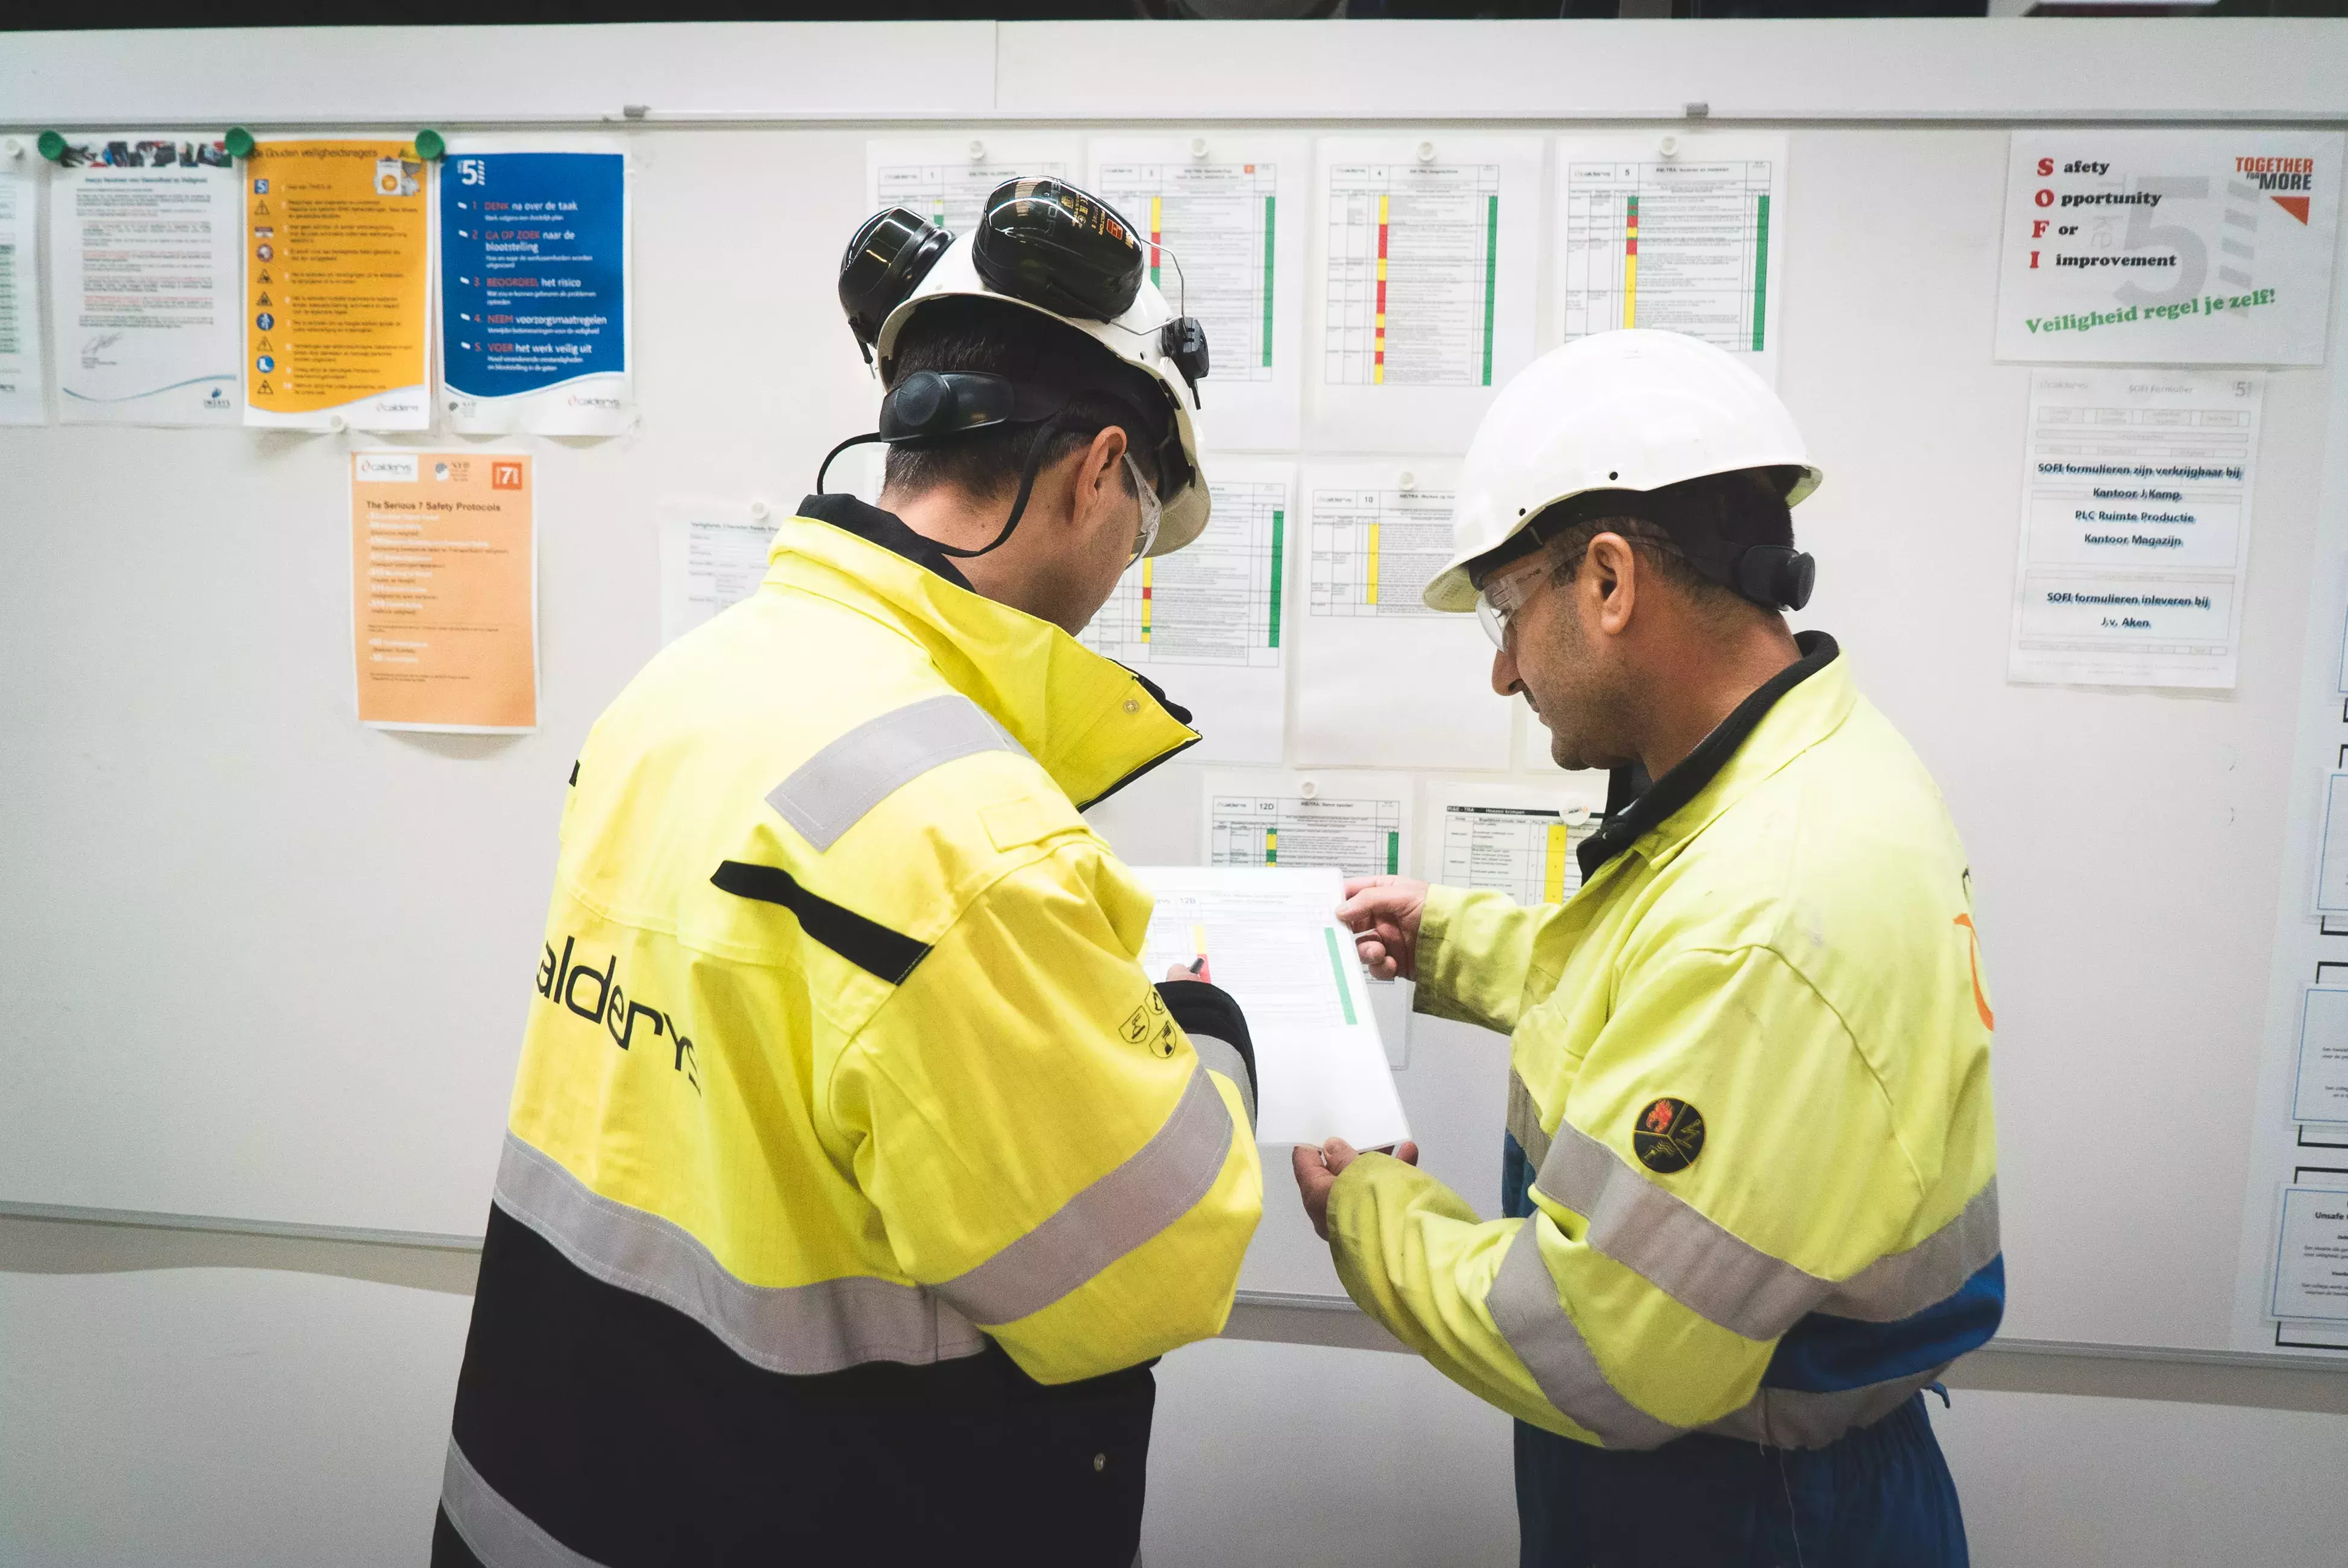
[431,492,1266,1567]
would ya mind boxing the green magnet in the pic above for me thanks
[36,130,66,162]
[415,128,445,161]
[224,127,255,160]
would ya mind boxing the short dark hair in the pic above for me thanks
[1527,467,1800,620]
[880,296,1169,502]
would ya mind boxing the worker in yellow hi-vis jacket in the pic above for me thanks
[1298,331,2002,1568]
[433,181,1260,1568]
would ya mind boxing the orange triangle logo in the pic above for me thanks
[2273,195,2311,225]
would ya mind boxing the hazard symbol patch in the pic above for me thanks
[1632,1098,1706,1173]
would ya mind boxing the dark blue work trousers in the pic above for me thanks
[1502,1137,1970,1568]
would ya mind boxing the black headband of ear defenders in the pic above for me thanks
[1480,470,1814,613]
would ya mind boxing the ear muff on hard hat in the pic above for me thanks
[828,176,1215,559]
[1482,467,1817,613]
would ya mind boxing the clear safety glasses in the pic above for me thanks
[1475,550,1551,648]
[1125,451,1162,566]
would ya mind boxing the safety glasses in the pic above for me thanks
[1125,451,1162,566]
[1475,549,1551,648]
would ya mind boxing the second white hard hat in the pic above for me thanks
[1423,329,1822,613]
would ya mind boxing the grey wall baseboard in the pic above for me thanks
[7,1204,2346,1414]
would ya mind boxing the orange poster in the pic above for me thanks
[246,139,430,429]
[351,451,536,731]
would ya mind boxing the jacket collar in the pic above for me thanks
[769,495,1198,810]
[1577,630,1847,881]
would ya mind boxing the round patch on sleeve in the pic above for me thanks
[1632,1098,1706,1173]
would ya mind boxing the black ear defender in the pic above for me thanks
[1733,545,1817,611]
[838,207,954,364]
[877,371,1019,443]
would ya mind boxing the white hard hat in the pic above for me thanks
[875,233,1213,558]
[1423,329,1821,612]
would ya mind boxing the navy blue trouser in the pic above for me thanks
[1502,1137,1969,1568]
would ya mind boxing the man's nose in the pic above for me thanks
[1491,642,1521,697]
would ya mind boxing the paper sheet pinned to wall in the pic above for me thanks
[1089,135,1309,452]
[0,161,47,425]
[1293,464,1512,769]
[350,451,536,732]
[49,134,240,426]
[866,135,1083,236]
[1133,864,1409,1150]
[1081,458,1294,764]
[245,139,431,431]
[439,137,633,436]
[1307,135,1539,451]
[1426,781,1601,907]
[1555,132,1789,386]
[657,498,775,646]
[2007,368,2262,689]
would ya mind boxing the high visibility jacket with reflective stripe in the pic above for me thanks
[439,499,1263,1564]
[1326,636,2002,1452]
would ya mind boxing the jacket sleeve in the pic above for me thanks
[828,838,1265,1385]
[1412,882,1573,1035]
[1327,944,1923,1446]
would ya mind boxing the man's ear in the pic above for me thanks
[1585,532,1638,636]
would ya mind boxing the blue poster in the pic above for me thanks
[439,149,631,434]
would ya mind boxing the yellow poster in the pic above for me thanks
[246,140,430,429]
[351,451,536,731]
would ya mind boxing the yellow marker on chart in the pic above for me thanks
[1543,822,1570,903]
[1365,521,1381,605]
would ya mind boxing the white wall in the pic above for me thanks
[6,1229,2347,1568]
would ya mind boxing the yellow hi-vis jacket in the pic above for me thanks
[1327,635,2002,1452]
[436,495,1263,1567]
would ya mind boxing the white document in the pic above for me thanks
[0,161,45,425]
[1082,459,1292,765]
[866,136,1082,237]
[2271,1186,2348,1323]
[1133,865,1409,1150]
[1090,136,1307,452]
[2315,774,2348,917]
[1996,130,2343,366]
[1204,769,1413,880]
[438,136,633,436]
[657,499,775,646]
[2007,369,2262,689]
[2296,989,2348,1127]
[1427,781,1600,907]
[49,136,240,426]
[1308,136,1539,451]
[1556,133,1789,386]
[1294,465,1513,769]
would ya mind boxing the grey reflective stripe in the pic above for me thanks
[1486,1217,1683,1451]
[939,1062,1234,1326]
[1188,1033,1255,1132]
[1535,1119,2003,1340]
[1535,1119,1824,1342]
[767,693,1028,851]
[1506,1069,1550,1170]
[441,1438,611,1568]
[493,1134,985,1375]
[1821,1178,2001,1323]
[1701,1366,1948,1450]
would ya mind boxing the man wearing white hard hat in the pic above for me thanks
[434,180,1262,1567]
[1295,330,2002,1565]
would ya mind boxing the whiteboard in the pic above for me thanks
[5,20,2347,1361]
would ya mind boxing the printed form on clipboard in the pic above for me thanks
[1131,865,1410,1152]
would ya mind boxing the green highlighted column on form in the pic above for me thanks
[1323,927,1360,1025]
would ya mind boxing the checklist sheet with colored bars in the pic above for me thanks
[1081,464,1293,764]
[1209,790,1404,878]
[1323,163,1500,388]
[1439,804,1597,905]
[1559,134,1788,383]
[1133,864,1408,1149]
[1307,486,1453,619]
[1095,161,1279,384]
[867,137,1078,236]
